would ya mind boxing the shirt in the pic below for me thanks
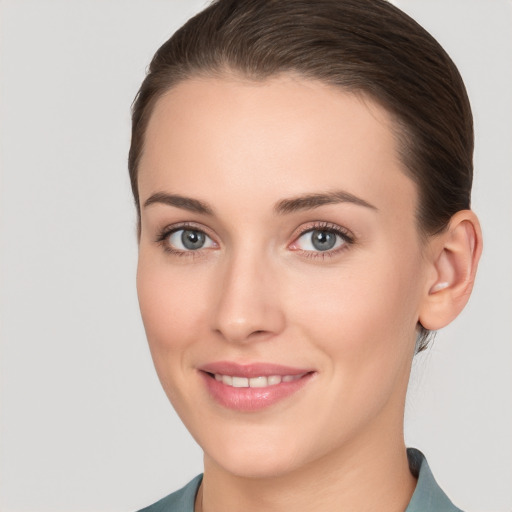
[137,448,463,512]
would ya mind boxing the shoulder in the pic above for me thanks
[136,474,203,512]
[406,448,464,512]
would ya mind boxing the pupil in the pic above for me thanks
[312,230,336,251]
[181,230,205,250]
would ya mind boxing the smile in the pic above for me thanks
[199,362,315,411]
[213,373,306,388]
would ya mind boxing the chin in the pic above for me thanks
[213,452,302,480]
[202,427,314,480]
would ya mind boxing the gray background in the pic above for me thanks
[0,1,510,511]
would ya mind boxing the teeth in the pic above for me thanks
[232,377,249,388]
[214,373,305,388]
[249,376,268,388]
[267,375,282,386]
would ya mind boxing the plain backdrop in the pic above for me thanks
[0,1,511,511]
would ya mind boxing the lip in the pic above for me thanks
[199,361,312,378]
[198,361,316,412]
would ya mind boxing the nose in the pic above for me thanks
[211,248,286,344]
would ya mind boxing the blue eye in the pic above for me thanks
[294,228,348,252]
[167,229,215,251]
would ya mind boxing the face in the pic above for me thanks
[136,74,431,479]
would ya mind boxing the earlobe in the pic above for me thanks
[419,210,483,331]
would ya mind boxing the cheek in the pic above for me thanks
[288,246,422,394]
[294,261,418,338]
[136,252,210,387]
[137,250,210,331]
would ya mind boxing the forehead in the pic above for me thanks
[138,74,417,219]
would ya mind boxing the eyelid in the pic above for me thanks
[288,221,355,255]
[154,220,354,258]
[155,222,219,255]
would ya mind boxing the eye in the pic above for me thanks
[166,228,216,251]
[290,224,353,255]
[296,229,344,251]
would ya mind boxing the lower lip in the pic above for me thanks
[200,371,314,411]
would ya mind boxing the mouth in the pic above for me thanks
[198,362,316,411]
[209,373,306,388]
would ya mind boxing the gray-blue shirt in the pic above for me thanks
[138,448,462,512]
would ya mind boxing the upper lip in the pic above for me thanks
[199,361,313,378]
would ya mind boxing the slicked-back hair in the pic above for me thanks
[129,0,474,351]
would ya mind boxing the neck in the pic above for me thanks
[198,422,416,512]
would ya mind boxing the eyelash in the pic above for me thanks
[155,222,215,258]
[291,221,355,260]
[155,221,355,260]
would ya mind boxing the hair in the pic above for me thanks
[128,0,474,351]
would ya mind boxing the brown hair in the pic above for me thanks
[128,0,474,351]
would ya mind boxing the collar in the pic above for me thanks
[406,448,463,512]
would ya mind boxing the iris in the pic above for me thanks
[181,230,205,250]
[310,230,337,251]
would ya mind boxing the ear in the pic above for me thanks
[419,210,483,331]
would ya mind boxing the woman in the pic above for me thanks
[130,1,482,510]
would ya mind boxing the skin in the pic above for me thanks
[136,74,481,512]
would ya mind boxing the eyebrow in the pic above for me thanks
[143,192,214,215]
[142,189,377,216]
[274,190,377,214]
